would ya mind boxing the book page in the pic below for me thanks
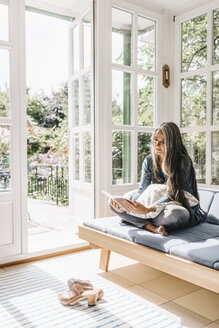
[102,190,132,212]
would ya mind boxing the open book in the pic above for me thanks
[102,190,132,212]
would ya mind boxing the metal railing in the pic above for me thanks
[28,164,68,205]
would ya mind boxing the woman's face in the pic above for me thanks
[153,130,165,157]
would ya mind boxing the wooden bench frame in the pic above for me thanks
[79,225,219,294]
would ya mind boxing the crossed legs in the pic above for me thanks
[110,204,191,235]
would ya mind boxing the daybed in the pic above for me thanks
[79,188,219,293]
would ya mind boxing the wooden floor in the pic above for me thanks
[1,249,219,328]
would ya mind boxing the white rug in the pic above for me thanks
[0,265,185,328]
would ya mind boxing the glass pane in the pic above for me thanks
[0,125,11,192]
[73,133,79,180]
[182,14,207,72]
[137,133,152,182]
[112,8,132,66]
[181,75,207,127]
[112,70,131,125]
[137,16,155,71]
[83,73,91,125]
[213,9,219,64]
[112,131,131,184]
[212,131,219,184]
[212,71,219,125]
[0,49,10,117]
[182,132,206,183]
[0,1,9,41]
[73,79,79,127]
[73,24,79,73]
[84,131,91,183]
[83,12,91,68]
[137,75,154,127]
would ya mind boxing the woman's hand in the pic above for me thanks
[110,199,125,213]
[123,200,156,215]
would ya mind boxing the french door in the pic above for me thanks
[68,1,95,221]
[0,0,27,260]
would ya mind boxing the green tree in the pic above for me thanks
[27,82,68,165]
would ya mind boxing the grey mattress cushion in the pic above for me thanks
[83,218,139,242]
[135,222,219,253]
[214,262,219,270]
[198,189,216,213]
[169,237,219,270]
[83,216,121,233]
[206,192,219,225]
[106,225,139,242]
[83,218,219,256]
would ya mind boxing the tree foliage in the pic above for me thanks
[0,87,10,117]
[27,82,68,165]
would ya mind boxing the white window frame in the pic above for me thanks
[69,8,94,190]
[94,0,165,217]
[109,0,163,193]
[174,0,219,189]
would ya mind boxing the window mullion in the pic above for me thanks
[206,9,213,185]
[79,20,83,71]
[132,12,137,71]
[132,12,137,185]
[174,17,182,126]
[210,63,219,72]
[79,74,84,182]
[179,68,208,78]
[207,9,213,69]
[206,130,212,185]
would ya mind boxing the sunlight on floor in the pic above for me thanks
[28,198,87,252]
[1,249,219,328]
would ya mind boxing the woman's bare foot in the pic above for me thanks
[158,225,168,236]
[144,223,168,236]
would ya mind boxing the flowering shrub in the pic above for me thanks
[27,82,68,166]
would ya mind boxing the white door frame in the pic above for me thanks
[68,2,95,222]
[0,0,27,261]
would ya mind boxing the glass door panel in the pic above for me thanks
[0,0,9,41]
[137,74,155,127]
[83,73,91,125]
[83,12,91,68]
[182,132,206,183]
[181,75,207,127]
[0,49,10,117]
[0,125,11,192]
[181,14,207,72]
[112,70,131,125]
[112,131,131,184]
[137,16,156,71]
[112,8,132,66]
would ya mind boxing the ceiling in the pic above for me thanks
[26,0,214,17]
[140,0,213,14]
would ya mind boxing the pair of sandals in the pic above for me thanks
[58,278,104,306]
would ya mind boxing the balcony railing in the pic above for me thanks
[28,164,68,205]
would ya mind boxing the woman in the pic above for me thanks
[110,122,206,236]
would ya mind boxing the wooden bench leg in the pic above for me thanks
[99,249,111,272]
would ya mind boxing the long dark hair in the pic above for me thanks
[151,122,198,220]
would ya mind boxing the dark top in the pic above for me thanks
[131,155,205,223]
